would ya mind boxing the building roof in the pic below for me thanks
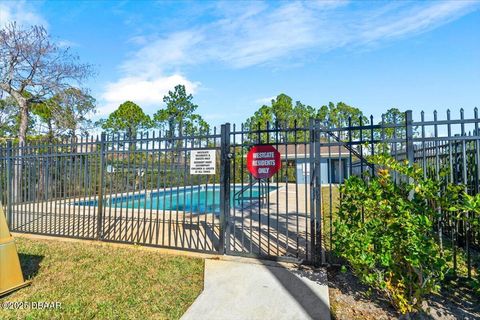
[275,144,350,158]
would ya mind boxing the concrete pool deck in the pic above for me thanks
[10,184,338,261]
[182,258,331,320]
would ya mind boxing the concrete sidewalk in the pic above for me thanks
[182,258,330,320]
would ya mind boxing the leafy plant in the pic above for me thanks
[334,154,448,314]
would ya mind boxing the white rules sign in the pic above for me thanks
[190,150,216,175]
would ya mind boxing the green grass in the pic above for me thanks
[321,185,340,252]
[441,236,479,282]
[0,237,204,320]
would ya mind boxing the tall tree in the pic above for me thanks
[245,94,316,142]
[244,104,273,142]
[379,107,406,139]
[245,94,294,143]
[153,84,209,148]
[31,99,56,142]
[100,101,152,141]
[293,101,316,127]
[317,102,368,139]
[0,23,92,145]
[271,94,294,128]
[292,101,316,141]
[317,102,367,128]
[32,88,96,141]
[54,88,96,138]
[245,105,273,128]
[373,108,407,154]
[0,97,17,138]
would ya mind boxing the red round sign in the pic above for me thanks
[246,145,281,179]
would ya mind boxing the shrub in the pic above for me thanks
[333,154,448,314]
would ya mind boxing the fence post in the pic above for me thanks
[308,119,315,263]
[405,110,415,198]
[314,120,324,265]
[6,140,13,229]
[97,133,106,240]
[405,110,414,165]
[219,123,231,254]
[348,117,353,178]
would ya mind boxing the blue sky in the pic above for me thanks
[1,0,479,126]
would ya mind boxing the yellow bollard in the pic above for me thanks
[0,205,31,296]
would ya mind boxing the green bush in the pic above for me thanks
[334,155,448,314]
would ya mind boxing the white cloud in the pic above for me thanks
[100,0,478,117]
[98,74,199,117]
[203,112,240,121]
[359,1,478,43]
[210,2,321,68]
[114,1,478,73]
[0,1,47,28]
[56,39,79,48]
[97,31,202,117]
[255,96,276,105]
[121,31,203,77]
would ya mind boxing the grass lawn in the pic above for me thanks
[321,185,340,253]
[0,237,204,320]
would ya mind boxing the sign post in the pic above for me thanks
[246,145,281,179]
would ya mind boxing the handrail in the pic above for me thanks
[319,124,374,171]
[234,179,268,202]
[234,180,259,199]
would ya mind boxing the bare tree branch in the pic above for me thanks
[0,22,94,144]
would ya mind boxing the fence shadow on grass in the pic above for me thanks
[19,253,43,280]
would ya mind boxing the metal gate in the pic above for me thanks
[222,122,321,263]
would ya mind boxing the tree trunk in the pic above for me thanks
[14,95,29,202]
[128,127,136,151]
[47,120,54,143]
[178,120,184,166]
[167,121,174,149]
[37,159,45,200]
[18,98,29,146]
[70,130,77,154]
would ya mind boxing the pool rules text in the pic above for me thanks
[190,150,216,175]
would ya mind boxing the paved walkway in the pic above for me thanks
[182,258,331,320]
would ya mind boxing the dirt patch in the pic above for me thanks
[327,266,480,320]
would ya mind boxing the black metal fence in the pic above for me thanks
[0,109,479,277]
[314,109,480,278]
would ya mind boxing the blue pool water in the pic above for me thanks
[76,186,277,214]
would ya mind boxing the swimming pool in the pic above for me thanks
[75,185,277,214]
